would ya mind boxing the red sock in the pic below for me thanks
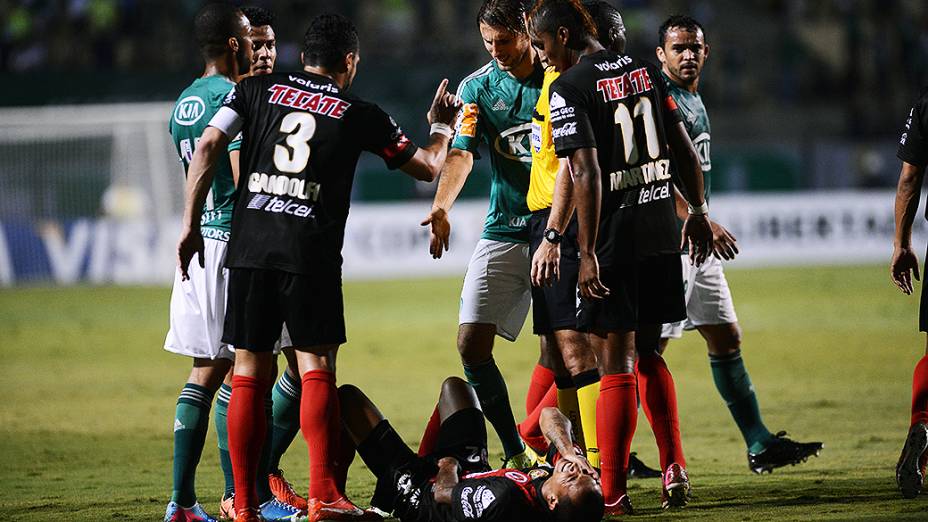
[912,354,928,427]
[597,373,637,504]
[229,375,270,513]
[518,383,557,453]
[637,353,685,470]
[418,406,441,457]
[301,370,342,502]
[334,425,356,493]
[525,364,555,416]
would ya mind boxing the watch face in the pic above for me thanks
[545,229,560,243]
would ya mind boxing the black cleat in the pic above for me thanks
[627,452,662,479]
[747,431,823,474]
[896,422,928,499]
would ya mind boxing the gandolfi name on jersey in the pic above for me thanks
[267,84,351,119]
[596,67,654,102]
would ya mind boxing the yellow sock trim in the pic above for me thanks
[576,381,601,468]
[557,387,584,451]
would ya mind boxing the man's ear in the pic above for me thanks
[655,45,666,64]
[556,26,569,46]
[703,42,710,61]
[228,36,239,53]
[300,51,305,66]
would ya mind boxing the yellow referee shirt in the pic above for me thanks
[527,67,561,212]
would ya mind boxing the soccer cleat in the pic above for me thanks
[307,497,382,521]
[232,508,264,522]
[896,422,928,499]
[748,431,823,474]
[503,444,540,469]
[260,497,306,521]
[269,469,309,511]
[165,501,220,522]
[219,493,236,520]
[603,494,634,516]
[661,463,690,509]
[627,452,661,479]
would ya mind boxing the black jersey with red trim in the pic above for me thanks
[550,50,682,264]
[220,71,417,274]
[445,467,550,522]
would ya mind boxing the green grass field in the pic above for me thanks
[1,264,927,521]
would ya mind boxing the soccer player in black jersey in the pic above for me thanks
[891,87,928,499]
[339,377,604,522]
[528,0,712,514]
[177,14,462,522]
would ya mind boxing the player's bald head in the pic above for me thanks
[551,475,603,522]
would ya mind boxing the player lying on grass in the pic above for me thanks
[340,377,604,522]
[654,14,822,475]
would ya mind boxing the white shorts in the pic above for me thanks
[459,239,532,342]
[661,254,738,339]
[164,237,234,360]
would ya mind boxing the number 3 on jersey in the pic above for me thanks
[274,112,316,173]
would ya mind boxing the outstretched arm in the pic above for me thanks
[177,126,229,279]
[892,161,926,294]
[399,79,463,182]
[421,148,474,258]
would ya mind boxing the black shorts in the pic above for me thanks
[222,267,346,352]
[358,409,489,519]
[577,253,686,332]
[529,210,580,334]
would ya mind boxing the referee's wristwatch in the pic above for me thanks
[543,228,562,245]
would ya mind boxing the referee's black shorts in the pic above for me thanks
[577,253,687,333]
[529,209,581,335]
[222,266,346,352]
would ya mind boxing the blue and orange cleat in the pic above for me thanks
[259,497,306,521]
[164,501,220,522]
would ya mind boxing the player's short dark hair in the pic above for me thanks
[477,0,532,35]
[529,0,598,49]
[194,2,245,59]
[658,14,706,46]
[584,1,625,49]
[302,13,359,70]
[551,485,604,522]
[241,6,274,28]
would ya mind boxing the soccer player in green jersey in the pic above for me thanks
[420,0,543,469]
[655,15,823,474]
[163,4,252,522]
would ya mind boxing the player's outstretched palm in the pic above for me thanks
[428,79,463,126]
[710,220,739,260]
[177,227,204,281]
[421,207,451,259]
[682,214,713,266]
[891,245,921,295]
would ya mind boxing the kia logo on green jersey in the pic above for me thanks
[174,96,206,126]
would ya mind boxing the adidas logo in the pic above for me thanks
[492,99,509,111]
[174,418,185,432]
[550,92,566,109]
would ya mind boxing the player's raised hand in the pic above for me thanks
[421,207,451,259]
[578,252,609,299]
[682,213,712,266]
[428,79,463,126]
[177,227,204,281]
[710,219,739,260]
[531,240,560,287]
[558,452,600,481]
[891,245,920,295]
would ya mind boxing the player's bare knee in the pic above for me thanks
[457,323,496,364]
[705,323,741,355]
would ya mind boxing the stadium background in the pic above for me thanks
[2,0,928,520]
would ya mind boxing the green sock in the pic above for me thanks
[269,370,302,472]
[463,357,524,459]
[256,393,274,504]
[214,383,235,498]
[709,350,775,454]
[171,383,215,507]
